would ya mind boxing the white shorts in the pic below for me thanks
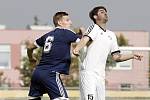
[80,70,105,100]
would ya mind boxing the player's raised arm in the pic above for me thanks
[73,24,98,56]
[110,32,143,62]
[73,36,90,56]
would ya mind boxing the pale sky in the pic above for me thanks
[0,0,150,32]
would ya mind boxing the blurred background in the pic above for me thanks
[0,0,150,100]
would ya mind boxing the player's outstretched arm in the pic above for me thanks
[73,36,90,56]
[112,52,143,62]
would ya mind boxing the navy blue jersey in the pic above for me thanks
[34,28,79,74]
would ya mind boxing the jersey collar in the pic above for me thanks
[55,27,75,33]
[55,26,68,29]
[96,24,106,32]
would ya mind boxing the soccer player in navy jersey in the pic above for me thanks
[26,12,80,100]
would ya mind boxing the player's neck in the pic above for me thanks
[96,23,106,32]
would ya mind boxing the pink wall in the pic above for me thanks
[11,44,21,69]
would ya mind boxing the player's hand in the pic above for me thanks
[133,54,143,61]
[73,49,80,56]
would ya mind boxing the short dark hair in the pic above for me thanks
[53,12,69,27]
[89,6,107,23]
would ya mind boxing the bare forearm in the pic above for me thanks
[112,53,134,62]
[112,52,142,62]
[117,54,134,62]
[74,36,89,51]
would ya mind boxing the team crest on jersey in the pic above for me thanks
[108,35,112,40]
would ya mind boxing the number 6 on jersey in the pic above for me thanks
[44,36,54,53]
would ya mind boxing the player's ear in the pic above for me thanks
[58,20,62,26]
[93,15,97,19]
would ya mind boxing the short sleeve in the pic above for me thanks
[34,35,45,47]
[111,33,120,55]
[65,29,80,43]
[84,24,98,41]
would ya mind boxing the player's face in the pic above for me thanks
[95,9,108,23]
[58,16,72,29]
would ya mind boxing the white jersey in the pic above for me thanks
[81,24,120,79]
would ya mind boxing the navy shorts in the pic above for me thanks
[28,69,68,99]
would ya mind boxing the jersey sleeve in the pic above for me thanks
[110,33,120,55]
[34,35,45,47]
[84,24,98,41]
[65,29,80,43]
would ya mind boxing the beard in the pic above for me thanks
[97,16,108,24]
[104,18,108,23]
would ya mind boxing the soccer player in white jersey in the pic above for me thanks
[73,6,143,100]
